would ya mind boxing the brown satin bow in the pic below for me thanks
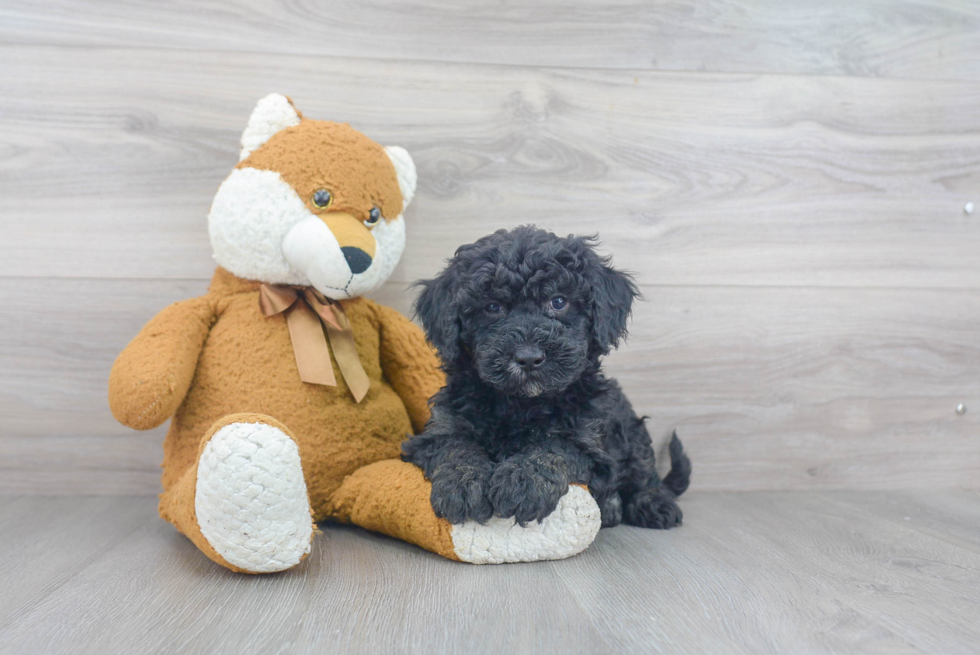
[259,284,370,403]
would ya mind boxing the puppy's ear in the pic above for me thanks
[589,260,639,355]
[413,267,461,365]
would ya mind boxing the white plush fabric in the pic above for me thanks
[195,422,313,573]
[209,167,406,300]
[239,94,301,161]
[450,485,601,564]
[281,210,406,300]
[349,212,405,297]
[384,146,417,210]
[209,167,313,286]
[281,217,349,294]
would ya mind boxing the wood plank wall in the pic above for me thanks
[1,1,978,494]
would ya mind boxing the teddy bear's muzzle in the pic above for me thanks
[318,211,377,265]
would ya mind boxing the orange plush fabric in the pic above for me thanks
[110,267,445,520]
[329,459,460,560]
[108,297,215,431]
[240,120,404,225]
[105,94,463,572]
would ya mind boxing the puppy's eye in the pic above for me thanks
[550,296,568,311]
[312,189,332,208]
[485,302,502,314]
[366,206,382,227]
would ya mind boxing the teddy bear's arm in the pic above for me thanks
[373,302,446,434]
[108,296,215,430]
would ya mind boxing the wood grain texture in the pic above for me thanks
[2,277,976,494]
[0,496,150,627]
[1,491,979,654]
[0,278,208,494]
[1,0,979,79]
[2,46,979,288]
[2,4,979,497]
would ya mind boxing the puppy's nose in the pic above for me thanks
[514,346,545,371]
[341,246,372,274]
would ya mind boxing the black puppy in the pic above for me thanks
[402,226,691,529]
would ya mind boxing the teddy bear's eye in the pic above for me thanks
[311,189,332,208]
[366,206,382,226]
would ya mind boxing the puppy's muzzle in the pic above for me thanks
[513,345,545,371]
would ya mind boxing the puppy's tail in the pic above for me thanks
[662,431,692,497]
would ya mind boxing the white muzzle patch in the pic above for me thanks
[282,217,353,297]
[282,211,405,300]
[208,165,406,299]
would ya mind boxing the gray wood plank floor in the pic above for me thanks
[1,491,979,655]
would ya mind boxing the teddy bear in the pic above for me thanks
[108,94,602,573]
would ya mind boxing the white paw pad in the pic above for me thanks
[450,485,601,564]
[195,421,313,573]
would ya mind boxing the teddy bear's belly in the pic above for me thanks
[160,316,414,517]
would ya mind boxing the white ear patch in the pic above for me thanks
[384,146,417,210]
[208,167,311,285]
[239,94,302,161]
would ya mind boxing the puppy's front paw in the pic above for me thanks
[489,458,568,527]
[624,489,683,529]
[598,492,623,528]
[430,465,494,525]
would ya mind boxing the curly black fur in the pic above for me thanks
[402,226,691,529]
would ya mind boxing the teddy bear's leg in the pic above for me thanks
[158,413,314,574]
[328,459,601,564]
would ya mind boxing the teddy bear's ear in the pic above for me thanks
[384,146,417,211]
[239,94,302,161]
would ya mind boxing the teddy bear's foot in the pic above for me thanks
[194,419,314,573]
[330,461,601,564]
[449,485,601,564]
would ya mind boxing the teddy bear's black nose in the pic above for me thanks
[514,346,546,371]
[341,247,372,275]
